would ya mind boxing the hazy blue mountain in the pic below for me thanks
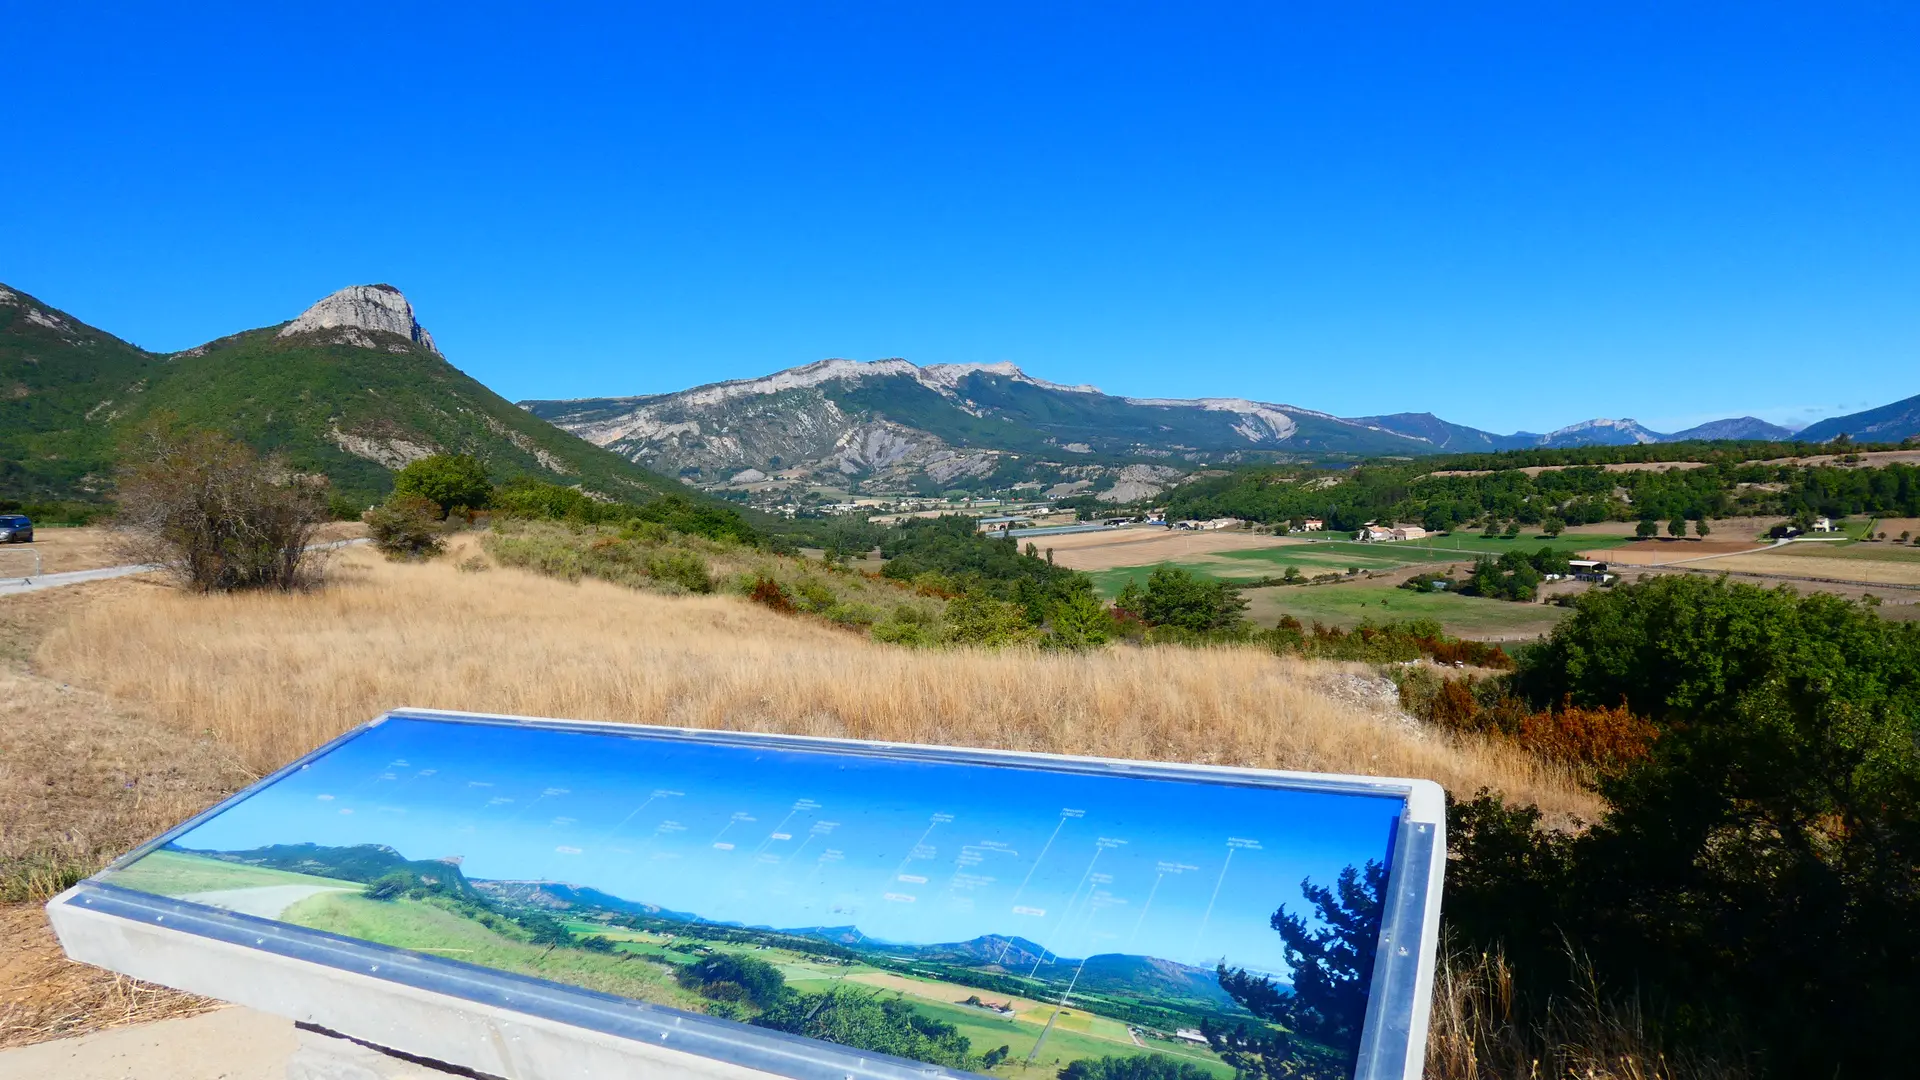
[1662,417,1800,442]
[1797,393,1920,444]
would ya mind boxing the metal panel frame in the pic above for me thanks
[53,707,1446,1080]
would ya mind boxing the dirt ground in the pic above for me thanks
[0,529,119,576]
[0,522,365,580]
[1867,517,1920,540]
[1588,538,1770,566]
[1705,551,1920,587]
[1039,526,1300,570]
[0,580,243,1051]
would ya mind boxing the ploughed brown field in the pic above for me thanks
[1036,526,1303,571]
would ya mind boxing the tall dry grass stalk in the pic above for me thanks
[36,541,1598,817]
[1426,946,1748,1080]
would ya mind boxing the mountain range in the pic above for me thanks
[178,841,1241,1004]
[522,359,1819,504]
[0,283,693,507]
[7,278,1912,512]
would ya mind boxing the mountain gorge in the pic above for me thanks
[0,283,694,508]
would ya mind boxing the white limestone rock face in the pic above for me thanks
[279,285,440,354]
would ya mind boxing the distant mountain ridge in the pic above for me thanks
[525,357,1838,505]
[1797,394,1920,444]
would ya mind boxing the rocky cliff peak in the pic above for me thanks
[278,284,439,354]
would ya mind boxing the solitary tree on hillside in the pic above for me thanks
[393,453,491,518]
[1541,516,1566,538]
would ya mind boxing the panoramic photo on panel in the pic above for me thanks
[101,718,1404,1079]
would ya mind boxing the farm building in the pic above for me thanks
[975,515,1034,533]
[1391,526,1427,541]
[1569,559,1613,582]
[1812,517,1837,532]
[1299,518,1325,531]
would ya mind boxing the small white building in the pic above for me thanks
[1173,1029,1208,1045]
[1300,518,1325,532]
[1812,517,1837,532]
[1391,526,1428,541]
[1358,526,1396,542]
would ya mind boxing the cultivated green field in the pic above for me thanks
[1243,580,1570,640]
[1089,532,1635,598]
[105,849,363,896]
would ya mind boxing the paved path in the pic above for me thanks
[0,539,369,597]
[173,885,355,920]
[0,1007,447,1080]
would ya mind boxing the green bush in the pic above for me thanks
[645,548,713,593]
[1454,576,1920,1076]
[364,494,447,559]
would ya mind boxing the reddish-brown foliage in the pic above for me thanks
[746,574,795,614]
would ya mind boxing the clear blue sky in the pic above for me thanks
[5,3,1915,434]
[154,718,1402,978]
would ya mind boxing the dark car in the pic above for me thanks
[0,515,32,543]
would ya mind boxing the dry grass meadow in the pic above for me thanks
[36,538,1595,816]
[3,533,1605,1060]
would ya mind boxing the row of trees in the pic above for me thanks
[1163,457,1920,535]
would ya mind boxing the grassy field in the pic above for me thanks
[1243,581,1569,640]
[1088,533,1637,598]
[102,849,361,896]
[33,538,1598,820]
[283,891,705,1008]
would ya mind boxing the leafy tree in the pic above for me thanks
[1115,566,1247,634]
[1695,519,1712,538]
[942,592,1038,647]
[757,987,976,1068]
[1541,516,1565,537]
[1635,518,1658,539]
[393,453,491,517]
[1044,588,1115,649]
[1667,516,1687,538]
[677,953,788,1008]
[1213,861,1386,1076]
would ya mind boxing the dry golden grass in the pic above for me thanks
[1425,947,1747,1080]
[0,579,239,1050]
[1710,550,1920,585]
[37,538,1597,820]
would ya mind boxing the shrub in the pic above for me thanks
[646,548,713,593]
[676,952,787,1009]
[113,425,327,592]
[1454,577,1920,1076]
[365,494,447,559]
